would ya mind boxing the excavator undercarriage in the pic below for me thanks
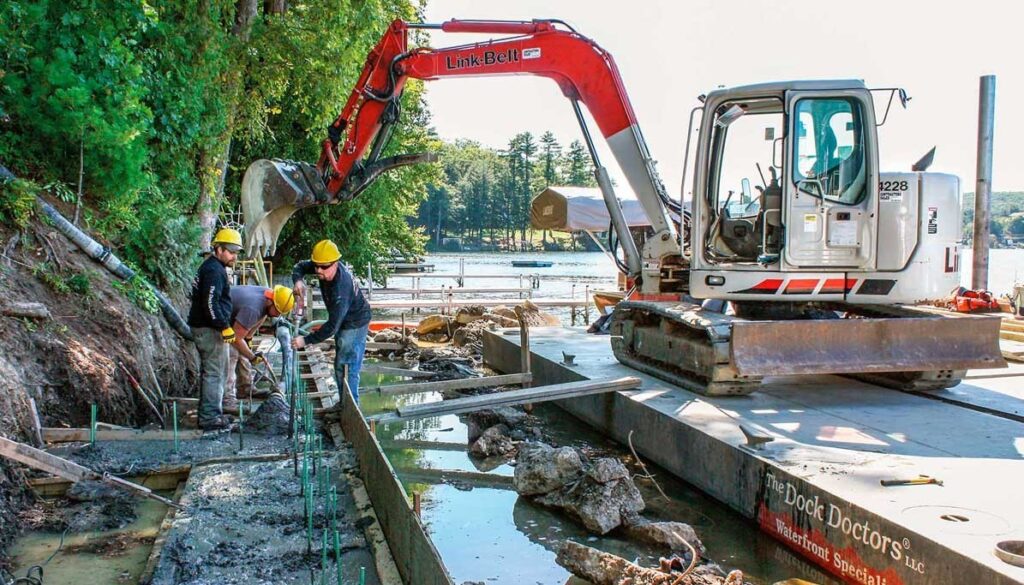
[610,300,1005,396]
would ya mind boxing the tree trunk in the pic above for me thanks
[556,542,733,585]
[197,0,260,249]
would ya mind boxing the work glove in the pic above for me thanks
[250,351,266,366]
[221,327,236,344]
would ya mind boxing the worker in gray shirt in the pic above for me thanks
[223,285,295,410]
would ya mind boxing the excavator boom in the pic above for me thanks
[242,18,679,267]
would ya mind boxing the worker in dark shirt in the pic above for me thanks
[187,228,241,430]
[291,240,372,402]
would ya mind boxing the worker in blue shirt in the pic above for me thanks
[291,240,372,402]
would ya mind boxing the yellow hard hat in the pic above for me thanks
[311,239,341,264]
[272,285,296,315]
[212,228,243,251]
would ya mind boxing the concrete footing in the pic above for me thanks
[484,327,1024,585]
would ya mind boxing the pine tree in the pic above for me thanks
[564,139,597,187]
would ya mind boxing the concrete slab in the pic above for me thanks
[484,327,1024,585]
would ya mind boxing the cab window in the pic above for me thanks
[792,98,866,205]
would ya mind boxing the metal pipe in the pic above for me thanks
[972,75,996,290]
[570,100,642,277]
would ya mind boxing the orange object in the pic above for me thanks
[952,289,1000,313]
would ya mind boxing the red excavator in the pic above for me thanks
[242,19,1004,395]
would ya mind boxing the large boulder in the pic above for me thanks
[621,518,706,556]
[513,442,584,496]
[417,314,451,335]
[537,457,644,534]
[454,305,487,325]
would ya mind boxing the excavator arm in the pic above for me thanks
[242,18,682,281]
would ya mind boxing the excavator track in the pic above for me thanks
[610,301,1005,396]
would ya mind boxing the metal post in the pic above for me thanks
[172,401,179,453]
[367,262,373,301]
[972,75,996,290]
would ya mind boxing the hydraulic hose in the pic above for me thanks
[274,319,293,391]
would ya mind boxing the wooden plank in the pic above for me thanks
[367,342,404,351]
[41,428,205,443]
[313,298,586,311]
[365,373,531,396]
[372,376,641,423]
[362,365,434,378]
[0,436,92,481]
[28,466,190,497]
[380,439,469,452]
[27,397,43,447]
[394,467,515,490]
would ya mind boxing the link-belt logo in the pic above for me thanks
[445,48,520,70]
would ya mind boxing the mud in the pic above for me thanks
[247,392,292,434]
[149,453,379,585]
[54,430,293,476]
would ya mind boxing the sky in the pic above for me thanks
[418,0,1023,197]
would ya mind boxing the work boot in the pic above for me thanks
[222,393,239,412]
[199,415,235,431]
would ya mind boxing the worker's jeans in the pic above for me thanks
[335,324,369,402]
[194,327,228,425]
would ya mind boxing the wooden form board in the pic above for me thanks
[369,376,641,423]
[41,428,204,443]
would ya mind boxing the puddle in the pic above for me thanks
[8,494,172,585]
[359,365,840,584]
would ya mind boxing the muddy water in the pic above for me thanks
[8,495,169,585]
[359,369,839,585]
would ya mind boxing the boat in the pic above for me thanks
[511,260,553,267]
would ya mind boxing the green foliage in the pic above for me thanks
[31,261,91,296]
[962,192,1024,244]
[121,189,203,292]
[413,132,598,248]
[2,0,429,290]
[0,177,38,227]
[112,275,160,314]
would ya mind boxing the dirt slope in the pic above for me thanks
[0,207,198,565]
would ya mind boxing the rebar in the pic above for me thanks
[321,528,328,585]
[333,529,342,585]
[359,566,365,585]
[89,403,97,445]
[238,399,245,451]
[172,402,179,452]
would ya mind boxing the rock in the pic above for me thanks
[540,465,645,534]
[1,302,51,320]
[587,458,629,483]
[520,300,561,327]
[372,328,404,343]
[454,305,486,325]
[452,319,497,348]
[491,306,517,320]
[470,424,515,457]
[513,442,584,496]
[482,313,518,328]
[621,519,706,556]
[417,314,451,335]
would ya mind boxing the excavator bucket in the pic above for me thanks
[240,153,438,256]
[240,159,328,257]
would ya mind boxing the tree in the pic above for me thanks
[564,139,597,187]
